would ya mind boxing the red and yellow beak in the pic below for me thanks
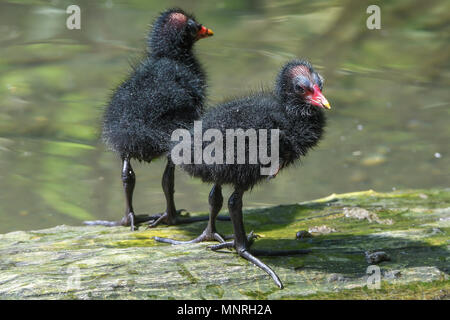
[196,25,214,40]
[309,84,331,109]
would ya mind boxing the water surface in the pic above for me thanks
[0,0,448,232]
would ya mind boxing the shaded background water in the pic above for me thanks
[0,0,448,233]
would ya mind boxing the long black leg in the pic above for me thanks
[85,156,230,229]
[208,189,309,289]
[84,156,152,230]
[227,189,283,289]
[162,155,177,223]
[151,156,177,225]
[148,158,230,228]
[147,156,182,227]
[155,184,229,244]
[206,184,224,236]
[121,157,137,230]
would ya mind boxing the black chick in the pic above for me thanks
[85,8,214,231]
[156,59,331,288]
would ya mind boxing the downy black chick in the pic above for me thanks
[156,59,331,288]
[85,8,216,230]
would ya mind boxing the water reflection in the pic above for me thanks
[0,0,448,232]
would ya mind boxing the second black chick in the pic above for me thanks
[85,8,215,230]
[156,59,331,288]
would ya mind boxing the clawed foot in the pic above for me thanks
[208,231,259,251]
[84,209,231,231]
[208,231,311,289]
[123,212,157,231]
[147,210,230,228]
[154,228,232,245]
[146,209,189,228]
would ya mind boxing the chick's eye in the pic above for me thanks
[294,83,305,94]
[313,73,324,90]
[187,20,198,36]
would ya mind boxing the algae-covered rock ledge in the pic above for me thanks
[0,189,448,299]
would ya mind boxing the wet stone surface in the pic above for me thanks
[0,189,448,299]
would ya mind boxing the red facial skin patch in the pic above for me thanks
[167,12,187,28]
[289,65,330,108]
[289,65,314,83]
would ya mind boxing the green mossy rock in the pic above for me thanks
[0,189,448,299]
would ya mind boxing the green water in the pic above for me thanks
[0,0,448,233]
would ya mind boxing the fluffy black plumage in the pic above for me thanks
[179,59,327,190]
[103,8,207,162]
[158,59,331,288]
[88,8,214,230]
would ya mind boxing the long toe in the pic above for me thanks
[208,240,234,251]
[83,214,153,228]
[207,238,285,288]
[132,214,156,224]
[147,209,205,228]
[213,232,226,243]
[146,212,168,228]
[153,236,202,245]
[240,250,284,289]
[128,214,158,230]
[154,231,226,245]
[207,232,252,250]
[149,214,222,228]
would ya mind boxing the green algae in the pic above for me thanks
[0,189,448,299]
[293,279,450,300]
